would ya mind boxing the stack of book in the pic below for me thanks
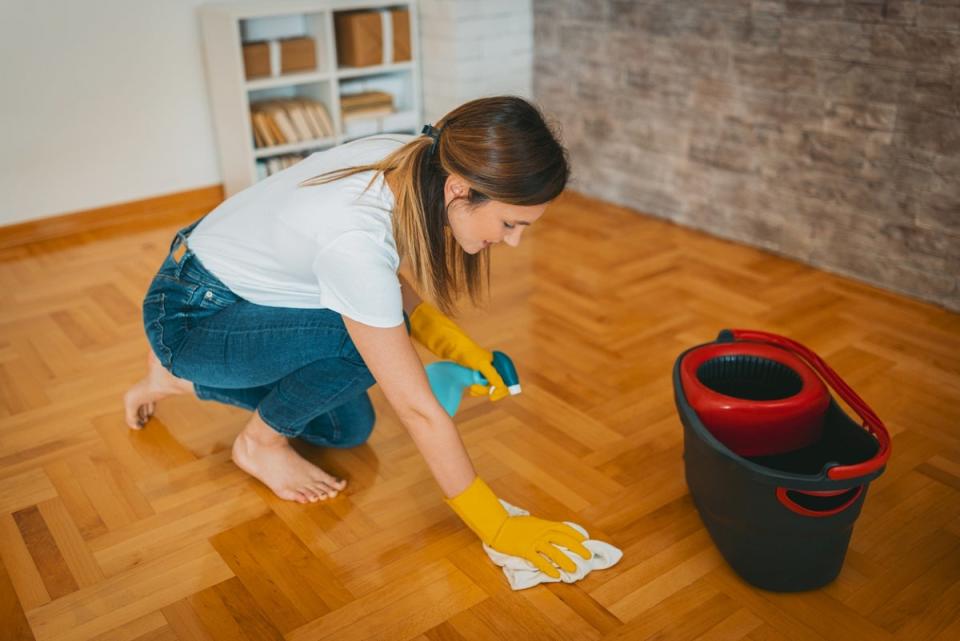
[340,91,394,122]
[250,99,334,148]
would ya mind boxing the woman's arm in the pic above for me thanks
[344,316,593,578]
[343,316,474,498]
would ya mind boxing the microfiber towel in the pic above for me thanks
[481,499,623,590]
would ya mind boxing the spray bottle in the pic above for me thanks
[426,351,521,417]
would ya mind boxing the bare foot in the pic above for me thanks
[123,350,194,429]
[232,409,348,504]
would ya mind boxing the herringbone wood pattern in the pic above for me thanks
[1,191,958,641]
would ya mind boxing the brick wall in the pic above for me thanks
[419,0,534,124]
[533,0,959,311]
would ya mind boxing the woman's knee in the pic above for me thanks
[299,392,376,448]
[333,394,376,447]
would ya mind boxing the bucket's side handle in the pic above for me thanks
[727,329,892,480]
[776,487,864,518]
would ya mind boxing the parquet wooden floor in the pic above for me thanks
[1,190,958,641]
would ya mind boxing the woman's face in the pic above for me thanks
[445,174,548,254]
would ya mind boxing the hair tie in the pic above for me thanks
[421,124,441,155]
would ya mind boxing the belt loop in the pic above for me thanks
[168,216,206,265]
[170,232,190,267]
[168,231,183,254]
[173,248,191,279]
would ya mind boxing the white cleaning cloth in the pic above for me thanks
[482,499,623,590]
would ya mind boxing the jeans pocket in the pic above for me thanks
[143,272,198,368]
[176,254,240,317]
[143,291,173,368]
[187,282,240,318]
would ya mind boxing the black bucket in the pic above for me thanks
[673,329,891,592]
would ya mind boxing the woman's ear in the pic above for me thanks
[450,174,471,196]
[444,174,469,206]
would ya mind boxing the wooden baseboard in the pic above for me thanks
[0,185,225,250]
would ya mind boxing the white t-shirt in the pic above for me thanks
[188,134,414,328]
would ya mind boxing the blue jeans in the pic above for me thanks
[142,218,386,447]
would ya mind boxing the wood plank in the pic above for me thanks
[25,540,233,641]
[286,559,487,641]
[13,505,79,599]
[0,512,50,610]
[89,481,267,576]
[0,468,57,515]
[36,498,104,588]
[184,577,284,641]
[159,600,215,641]
[0,552,36,641]
[209,512,352,633]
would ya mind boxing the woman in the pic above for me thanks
[123,96,590,578]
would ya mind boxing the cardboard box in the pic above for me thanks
[391,8,411,62]
[335,11,382,67]
[242,37,317,79]
[242,41,271,79]
[335,8,412,67]
[280,37,316,73]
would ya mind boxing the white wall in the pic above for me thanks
[419,0,533,124]
[0,0,220,226]
[0,0,534,227]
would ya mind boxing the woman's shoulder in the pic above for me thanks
[308,133,414,167]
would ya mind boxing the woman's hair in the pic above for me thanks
[299,95,569,314]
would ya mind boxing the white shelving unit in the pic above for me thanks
[199,0,422,197]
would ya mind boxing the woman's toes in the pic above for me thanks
[313,472,344,488]
[278,487,308,504]
[126,406,143,430]
[309,476,338,494]
[314,484,336,498]
[319,482,340,497]
[309,482,331,501]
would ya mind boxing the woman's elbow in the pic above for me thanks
[393,398,448,433]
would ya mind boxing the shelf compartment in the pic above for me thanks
[250,81,336,149]
[339,70,414,110]
[341,110,418,140]
[240,11,333,78]
[333,6,411,69]
[339,70,416,139]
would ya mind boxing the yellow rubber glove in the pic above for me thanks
[409,302,509,401]
[446,476,591,578]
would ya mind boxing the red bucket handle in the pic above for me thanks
[776,487,864,517]
[729,329,891,480]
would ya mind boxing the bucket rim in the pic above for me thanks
[674,341,887,488]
